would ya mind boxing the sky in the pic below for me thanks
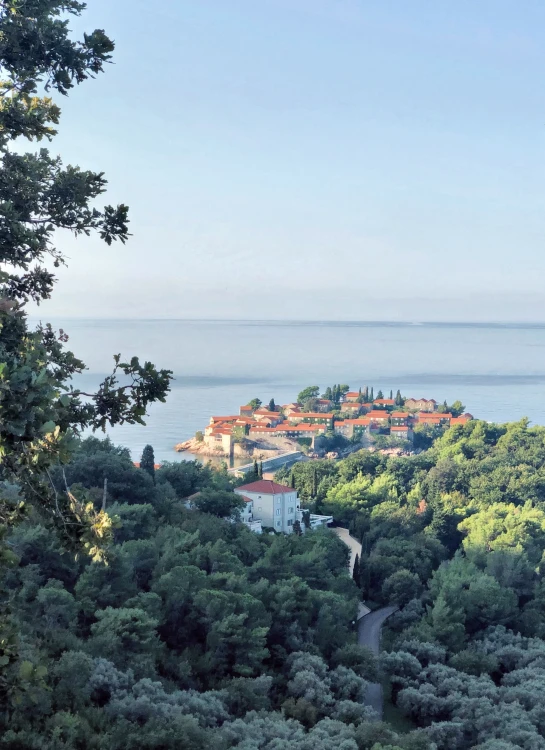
[28,0,545,321]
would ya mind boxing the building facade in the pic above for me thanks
[405,398,437,412]
[234,479,332,534]
[235,480,301,533]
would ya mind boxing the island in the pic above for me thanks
[175,385,474,460]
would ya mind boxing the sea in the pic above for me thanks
[36,318,545,463]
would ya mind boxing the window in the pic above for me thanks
[287,520,293,526]
[276,521,281,527]
[288,507,293,514]
[276,509,280,516]
[258,506,262,511]
[276,497,281,505]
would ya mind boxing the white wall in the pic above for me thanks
[234,489,299,533]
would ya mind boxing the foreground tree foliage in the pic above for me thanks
[0,0,172,550]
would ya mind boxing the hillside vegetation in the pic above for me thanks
[281,418,545,748]
[0,437,432,749]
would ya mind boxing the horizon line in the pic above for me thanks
[26,316,545,327]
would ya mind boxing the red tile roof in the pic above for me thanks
[451,416,471,424]
[290,412,333,419]
[237,480,294,494]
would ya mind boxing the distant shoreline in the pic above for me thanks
[27,316,545,329]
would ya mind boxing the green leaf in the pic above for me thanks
[41,421,56,434]
[19,661,33,680]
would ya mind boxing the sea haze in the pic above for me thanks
[33,318,545,461]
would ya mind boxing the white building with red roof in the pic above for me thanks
[234,479,332,534]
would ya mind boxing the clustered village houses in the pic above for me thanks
[202,392,474,454]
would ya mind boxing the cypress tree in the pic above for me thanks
[268,398,276,412]
[352,553,360,586]
[140,445,156,485]
[395,389,402,406]
[253,459,259,478]
[389,389,393,400]
[259,461,263,478]
[370,387,374,401]
[363,386,369,402]
[289,471,296,488]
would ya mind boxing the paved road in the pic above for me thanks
[334,527,362,574]
[358,605,397,717]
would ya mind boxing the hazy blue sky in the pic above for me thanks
[31,0,545,321]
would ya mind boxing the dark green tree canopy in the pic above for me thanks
[0,0,172,551]
[297,386,320,403]
[140,445,156,484]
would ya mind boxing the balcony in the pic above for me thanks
[298,509,334,529]
[244,519,263,534]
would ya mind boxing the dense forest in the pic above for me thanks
[3,422,545,748]
[279,418,545,748]
[0,436,431,749]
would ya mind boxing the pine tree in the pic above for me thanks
[292,519,303,536]
[268,398,276,412]
[352,554,360,586]
[140,445,156,485]
[376,390,384,399]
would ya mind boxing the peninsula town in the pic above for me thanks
[176,385,474,460]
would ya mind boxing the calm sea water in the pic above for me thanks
[37,319,545,462]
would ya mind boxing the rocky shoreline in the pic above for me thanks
[174,437,288,459]
[174,437,231,457]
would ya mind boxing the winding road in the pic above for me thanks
[358,605,397,717]
[334,527,395,716]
